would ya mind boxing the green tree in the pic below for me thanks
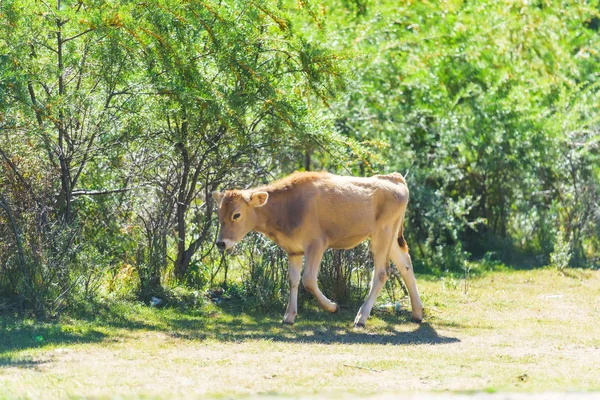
[120,0,344,281]
[319,0,600,269]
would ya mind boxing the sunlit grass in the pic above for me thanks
[1,266,599,398]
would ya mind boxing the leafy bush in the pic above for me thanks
[550,231,572,272]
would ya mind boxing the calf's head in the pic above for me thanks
[212,190,269,251]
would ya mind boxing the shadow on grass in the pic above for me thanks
[84,301,460,346]
[0,301,459,366]
[0,355,46,369]
[168,318,459,345]
[0,317,107,368]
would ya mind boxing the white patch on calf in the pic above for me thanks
[222,238,237,250]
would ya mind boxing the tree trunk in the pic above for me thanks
[174,183,215,281]
[174,130,190,280]
[304,149,311,171]
[56,6,73,222]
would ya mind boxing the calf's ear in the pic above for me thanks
[212,191,224,204]
[247,191,269,207]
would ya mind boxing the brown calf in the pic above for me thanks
[212,171,423,327]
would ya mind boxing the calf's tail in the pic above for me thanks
[397,213,409,251]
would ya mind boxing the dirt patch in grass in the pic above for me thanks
[1,268,599,399]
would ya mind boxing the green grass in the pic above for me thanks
[1,267,599,399]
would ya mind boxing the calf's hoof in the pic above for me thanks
[333,304,340,314]
[411,307,425,324]
[282,320,294,326]
[411,308,424,324]
[353,322,365,329]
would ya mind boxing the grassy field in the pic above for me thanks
[1,267,599,399]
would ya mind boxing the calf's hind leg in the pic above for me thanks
[302,242,339,313]
[390,242,424,323]
[354,226,394,328]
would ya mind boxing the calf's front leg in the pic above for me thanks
[283,255,303,325]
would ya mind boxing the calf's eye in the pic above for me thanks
[232,213,241,220]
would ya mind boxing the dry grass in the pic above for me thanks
[1,267,599,399]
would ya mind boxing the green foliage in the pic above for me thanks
[1,0,599,316]
[223,234,288,312]
[318,245,373,306]
[550,231,572,272]
[318,0,600,270]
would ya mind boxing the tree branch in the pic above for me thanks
[71,186,144,197]
[0,148,34,195]
[0,195,27,270]
[62,28,94,43]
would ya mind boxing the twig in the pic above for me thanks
[342,364,382,373]
[390,264,409,297]
[404,160,415,178]
[71,185,147,196]
[0,195,27,270]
